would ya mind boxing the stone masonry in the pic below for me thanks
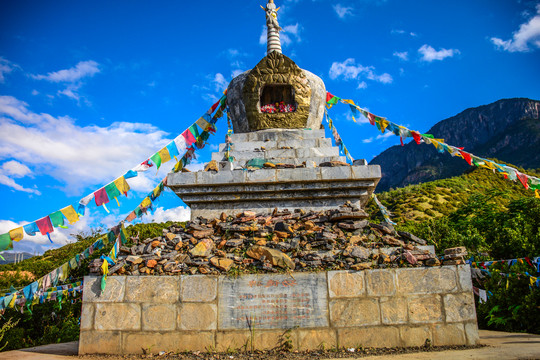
[167,129,381,220]
[79,265,478,354]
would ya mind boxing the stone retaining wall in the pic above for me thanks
[79,265,478,354]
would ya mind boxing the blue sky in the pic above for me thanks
[1,0,539,254]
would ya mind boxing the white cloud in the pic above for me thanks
[391,29,417,37]
[141,205,190,224]
[357,81,368,89]
[31,60,100,83]
[212,73,229,92]
[490,4,540,52]
[329,58,393,85]
[31,60,100,102]
[376,131,395,141]
[231,69,245,78]
[0,57,18,83]
[393,51,409,61]
[0,95,174,195]
[333,4,354,19]
[362,138,373,143]
[0,160,39,195]
[418,44,460,62]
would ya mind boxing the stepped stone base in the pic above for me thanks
[167,129,381,220]
[79,265,478,354]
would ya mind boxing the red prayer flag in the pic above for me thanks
[326,92,334,103]
[525,257,534,268]
[125,211,137,222]
[94,188,110,207]
[459,150,473,165]
[367,113,376,126]
[400,137,404,146]
[181,128,197,147]
[209,99,220,114]
[516,172,529,189]
[35,216,54,236]
[411,131,422,145]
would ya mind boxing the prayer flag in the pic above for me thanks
[49,211,67,229]
[94,188,110,207]
[61,206,79,225]
[158,147,171,164]
[35,216,54,236]
[141,197,152,209]
[325,92,340,108]
[79,193,94,206]
[150,152,162,170]
[114,176,130,196]
[104,182,122,200]
[181,128,197,147]
[196,117,210,130]
[411,131,422,144]
[9,227,24,242]
[166,141,180,158]
[133,160,153,172]
[124,170,137,179]
[0,233,13,251]
[367,113,376,126]
[24,222,40,236]
[459,150,473,165]
[516,172,529,189]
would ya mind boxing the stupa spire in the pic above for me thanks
[262,0,282,54]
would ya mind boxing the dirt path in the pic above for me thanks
[1,330,539,360]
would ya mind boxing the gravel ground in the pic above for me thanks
[79,345,483,360]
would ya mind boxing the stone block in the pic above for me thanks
[297,329,337,350]
[80,303,94,330]
[465,322,480,345]
[327,271,365,298]
[277,139,317,149]
[167,171,197,186]
[380,296,408,324]
[320,166,352,181]
[122,331,215,353]
[296,147,339,158]
[265,149,297,159]
[254,329,298,350]
[216,331,251,352]
[330,298,380,327]
[338,326,400,348]
[223,141,274,152]
[181,275,217,302]
[432,323,466,346]
[458,265,473,291]
[408,295,443,324]
[197,170,245,185]
[276,167,321,182]
[399,326,432,347]
[79,330,121,355]
[125,276,179,303]
[366,269,396,296]
[351,165,381,179]
[142,303,176,331]
[317,138,332,147]
[229,133,249,142]
[246,169,277,183]
[178,303,217,330]
[83,276,125,303]
[94,303,140,331]
[397,267,457,295]
[444,292,476,322]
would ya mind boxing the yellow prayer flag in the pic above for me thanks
[535,189,540,199]
[101,260,109,276]
[531,277,537,286]
[114,177,130,195]
[341,99,355,105]
[195,117,210,130]
[506,278,509,290]
[141,197,152,208]
[379,119,389,133]
[60,205,80,225]
[9,227,24,242]
[9,295,16,308]
[158,147,171,164]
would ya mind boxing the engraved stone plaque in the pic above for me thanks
[218,272,328,330]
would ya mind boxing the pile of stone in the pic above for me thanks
[91,202,442,277]
[443,246,468,265]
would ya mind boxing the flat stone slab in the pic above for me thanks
[218,273,328,330]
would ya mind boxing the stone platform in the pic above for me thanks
[79,265,478,354]
[167,129,381,219]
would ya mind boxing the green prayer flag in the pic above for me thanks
[107,231,116,245]
[49,211,66,228]
[150,152,162,170]
[104,182,121,200]
[422,133,434,139]
[0,233,13,251]
[188,124,200,139]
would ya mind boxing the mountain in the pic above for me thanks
[0,252,34,265]
[370,98,540,192]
